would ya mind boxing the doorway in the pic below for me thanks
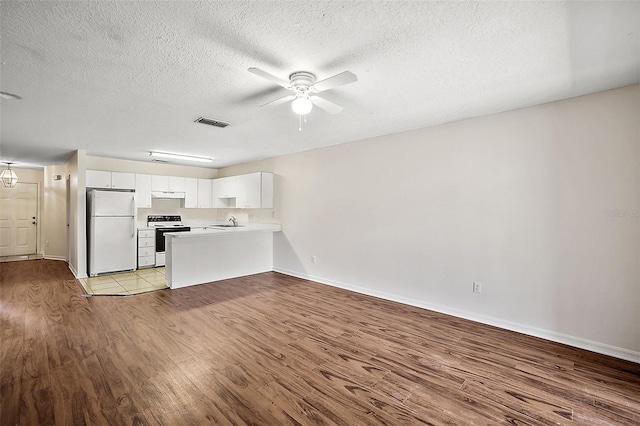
[0,182,38,256]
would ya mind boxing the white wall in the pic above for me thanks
[65,150,86,278]
[219,85,640,362]
[42,164,68,260]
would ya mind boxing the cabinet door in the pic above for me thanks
[214,177,237,208]
[169,176,186,192]
[86,170,112,189]
[241,173,262,208]
[260,172,274,209]
[211,179,221,208]
[151,175,170,192]
[197,179,212,208]
[135,174,152,208]
[111,172,136,190]
[184,178,198,208]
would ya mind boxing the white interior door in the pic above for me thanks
[0,182,38,256]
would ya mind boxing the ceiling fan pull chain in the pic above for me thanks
[299,114,302,132]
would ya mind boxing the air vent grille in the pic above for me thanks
[195,117,230,128]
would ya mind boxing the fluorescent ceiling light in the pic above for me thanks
[0,91,22,100]
[149,151,213,163]
[0,92,22,101]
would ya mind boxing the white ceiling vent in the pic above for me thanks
[194,117,230,128]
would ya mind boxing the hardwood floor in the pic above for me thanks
[1,260,639,425]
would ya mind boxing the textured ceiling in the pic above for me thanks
[1,1,639,168]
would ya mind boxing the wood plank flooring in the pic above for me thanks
[1,260,639,425]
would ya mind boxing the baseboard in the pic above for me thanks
[67,263,87,279]
[44,255,66,261]
[274,267,640,364]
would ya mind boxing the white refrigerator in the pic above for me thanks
[88,190,137,277]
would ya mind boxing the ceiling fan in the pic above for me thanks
[248,67,357,116]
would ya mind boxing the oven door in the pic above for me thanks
[155,226,191,253]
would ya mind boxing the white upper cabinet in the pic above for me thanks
[86,170,272,210]
[211,178,223,208]
[210,172,273,209]
[151,175,186,192]
[259,172,273,209]
[135,174,152,208]
[169,176,186,192]
[197,179,212,208]
[86,170,135,190]
[111,172,136,190]
[237,173,260,209]
[184,178,198,208]
[86,170,111,189]
[151,175,169,192]
[211,176,241,208]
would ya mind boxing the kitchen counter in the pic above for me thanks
[167,223,281,237]
[164,223,281,289]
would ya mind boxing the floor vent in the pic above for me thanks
[194,117,230,128]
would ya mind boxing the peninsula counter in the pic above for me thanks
[164,224,282,289]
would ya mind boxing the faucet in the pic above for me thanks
[229,216,238,227]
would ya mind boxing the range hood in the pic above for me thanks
[151,191,185,199]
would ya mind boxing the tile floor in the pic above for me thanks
[79,267,168,296]
[0,253,44,262]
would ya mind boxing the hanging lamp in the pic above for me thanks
[1,163,19,188]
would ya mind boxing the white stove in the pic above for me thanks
[146,215,191,266]
[147,215,184,228]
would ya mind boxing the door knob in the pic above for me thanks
[32,221,37,225]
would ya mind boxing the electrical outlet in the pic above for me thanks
[272,210,275,218]
[311,255,317,263]
[45,240,49,247]
[473,282,481,293]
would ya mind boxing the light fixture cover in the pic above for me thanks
[1,165,18,188]
[0,91,22,100]
[292,96,313,115]
[149,151,213,163]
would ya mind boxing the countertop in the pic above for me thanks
[164,223,281,238]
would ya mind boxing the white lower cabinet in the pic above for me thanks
[138,229,156,269]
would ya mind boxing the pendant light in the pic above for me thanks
[1,163,18,188]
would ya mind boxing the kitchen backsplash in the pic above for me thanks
[136,198,279,226]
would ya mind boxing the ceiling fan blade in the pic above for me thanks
[259,94,295,108]
[310,96,344,114]
[312,71,357,93]
[248,67,290,88]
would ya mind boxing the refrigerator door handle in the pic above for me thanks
[131,217,135,237]
[131,195,136,216]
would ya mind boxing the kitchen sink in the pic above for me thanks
[208,224,244,228]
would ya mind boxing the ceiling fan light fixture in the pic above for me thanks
[149,151,213,163]
[1,163,19,188]
[291,96,313,115]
